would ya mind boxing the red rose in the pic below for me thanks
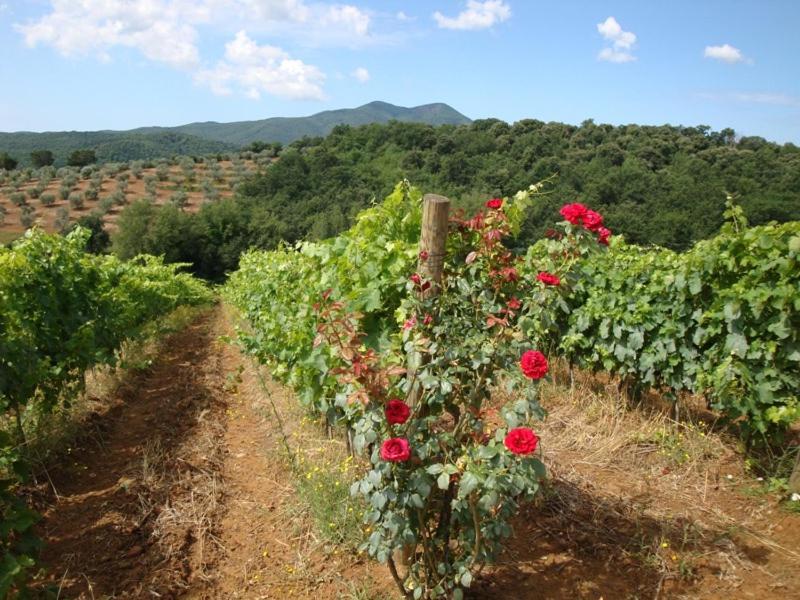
[507,297,521,310]
[419,250,429,261]
[410,273,421,285]
[485,198,503,209]
[385,399,411,425]
[559,203,587,225]
[381,438,411,462]
[583,210,603,232]
[504,427,539,455]
[536,272,561,286]
[598,227,611,245]
[520,350,548,380]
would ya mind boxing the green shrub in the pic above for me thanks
[68,192,84,210]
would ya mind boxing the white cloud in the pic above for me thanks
[14,1,382,100]
[352,67,369,83]
[396,11,412,22]
[598,48,636,63]
[320,4,369,37]
[597,16,637,63]
[15,1,372,67]
[704,44,746,64]
[16,0,201,69]
[433,0,510,31]
[195,30,325,100]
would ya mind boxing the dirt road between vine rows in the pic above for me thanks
[29,305,800,599]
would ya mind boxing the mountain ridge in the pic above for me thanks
[0,101,472,165]
[129,101,472,145]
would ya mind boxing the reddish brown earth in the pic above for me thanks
[0,161,258,241]
[29,306,800,599]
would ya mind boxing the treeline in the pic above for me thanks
[109,118,800,278]
[251,119,800,250]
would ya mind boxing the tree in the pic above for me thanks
[54,207,70,233]
[67,213,109,253]
[0,152,18,170]
[30,149,55,168]
[67,149,97,167]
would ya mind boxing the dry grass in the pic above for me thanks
[504,359,800,589]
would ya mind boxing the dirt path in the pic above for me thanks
[30,305,800,599]
[32,305,389,599]
[34,308,228,597]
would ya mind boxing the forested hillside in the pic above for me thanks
[0,102,470,166]
[107,118,800,279]
[132,101,471,146]
[239,119,800,250]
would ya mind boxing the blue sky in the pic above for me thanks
[1,1,799,143]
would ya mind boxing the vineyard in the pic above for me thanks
[0,228,211,594]
[225,182,800,598]
[1,183,798,598]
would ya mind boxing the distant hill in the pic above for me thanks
[131,101,471,146]
[0,102,471,166]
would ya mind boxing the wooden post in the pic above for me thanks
[396,194,450,575]
[790,451,800,495]
[407,193,450,410]
[418,194,450,294]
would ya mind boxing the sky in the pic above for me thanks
[1,1,799,143]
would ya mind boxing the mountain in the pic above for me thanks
[0,102,471,166]
[131,101,472,146]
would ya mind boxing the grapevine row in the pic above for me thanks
[0,227,212,595]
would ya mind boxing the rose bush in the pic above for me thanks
[226,182,610,598]
[310,191,608,598]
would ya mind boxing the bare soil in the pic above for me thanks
[29,306,800,599]
[0,161,259,241]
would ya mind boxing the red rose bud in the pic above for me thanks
[536,272,561,286]
[410,273,422,285]
[559,202,588,226]
[507,297,521,310]
[385,399,411,425]
[504,427,539,455]
[520,350,548,380]
[422,314,433,326]
[485,198,503,209]
[419,250,429,261]
[598,227,611,245]
[380,437,411,462]
[420,281,431,292]
[583,210,604,232]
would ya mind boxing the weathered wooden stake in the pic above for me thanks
[396,194,450,574]
[790,451,800,495]
[418,193,450,295]
[407,193,450,411]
